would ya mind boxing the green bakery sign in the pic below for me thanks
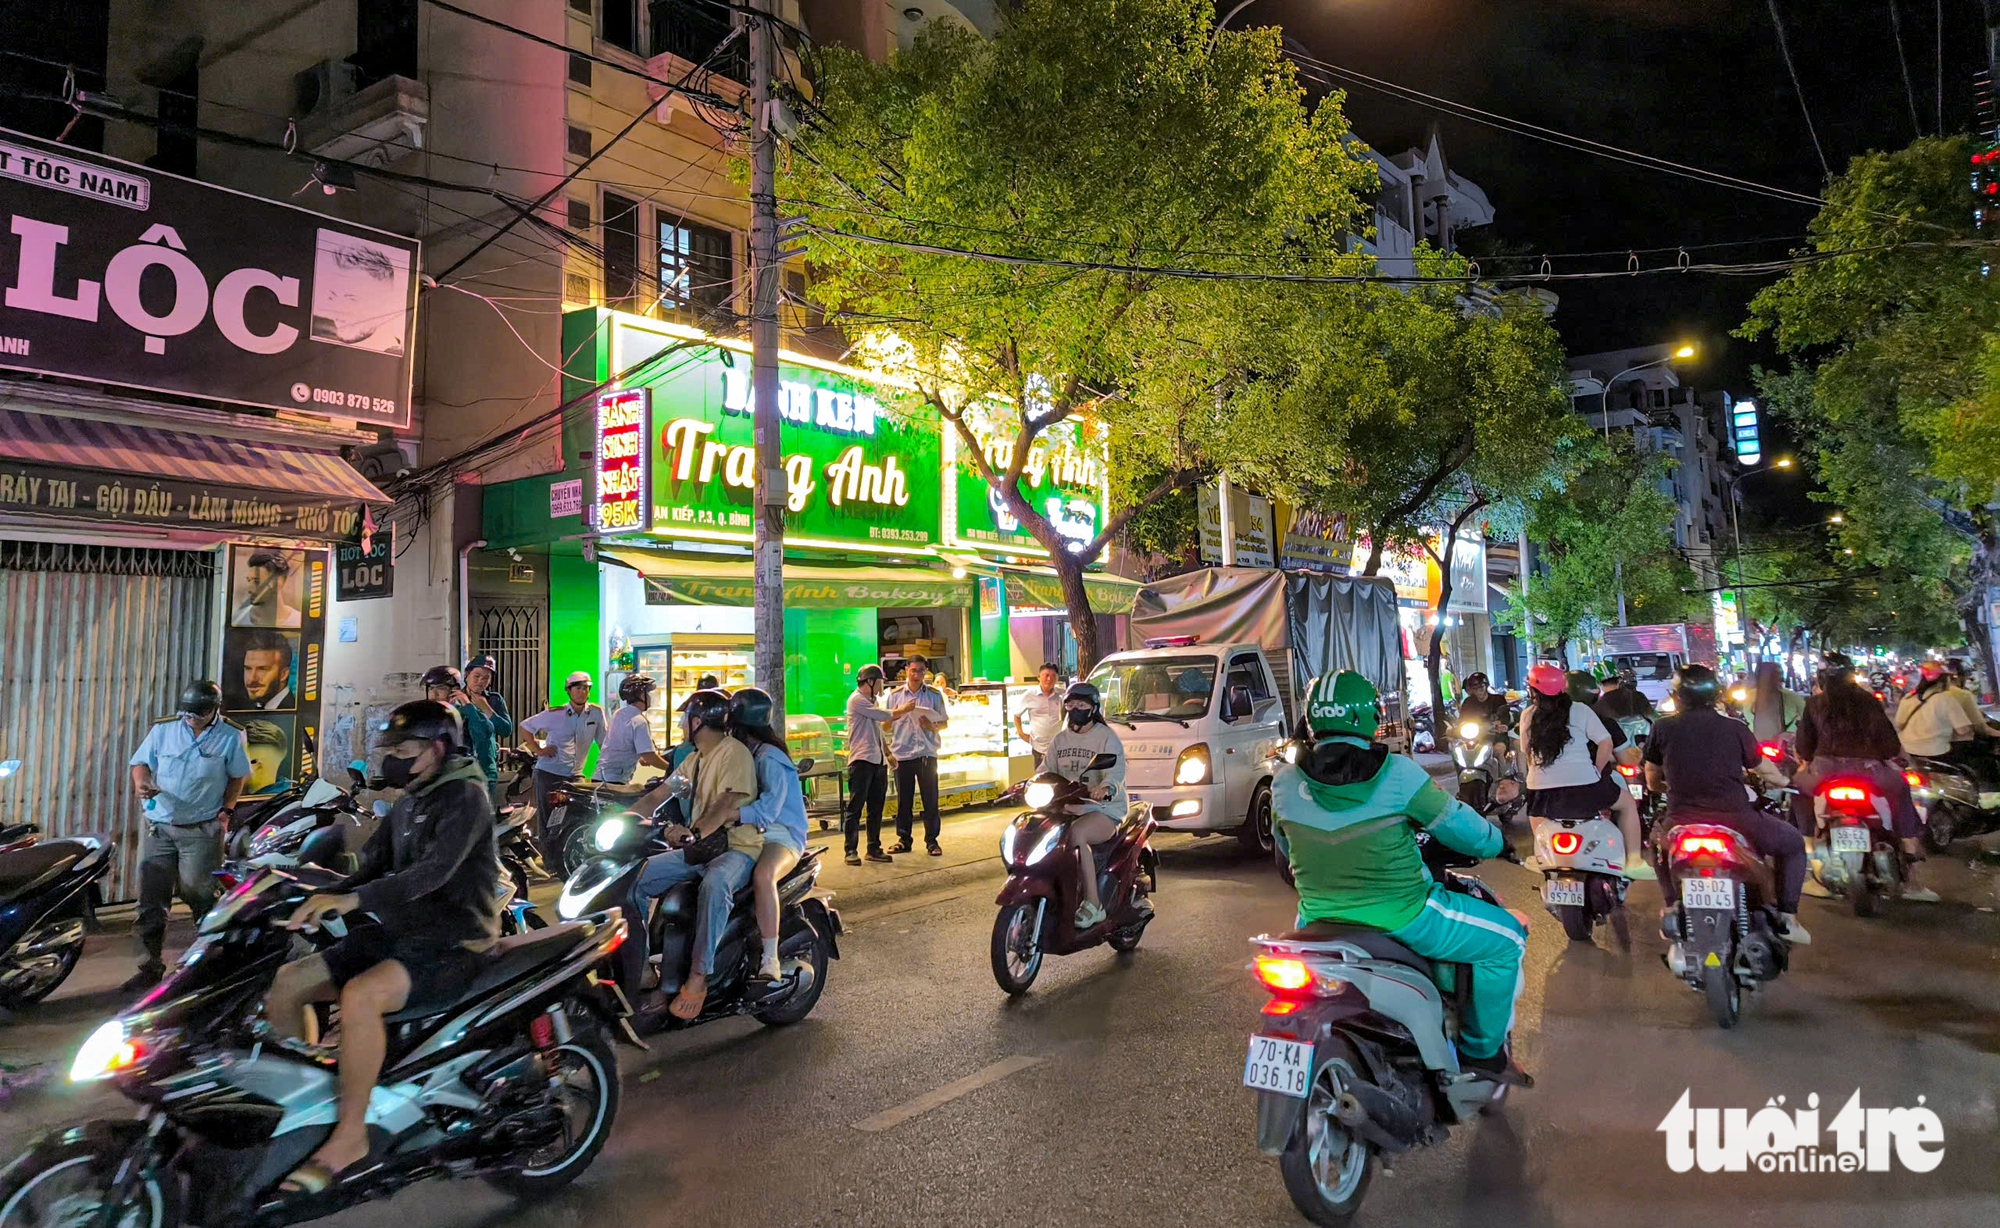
[946,404,1110,556]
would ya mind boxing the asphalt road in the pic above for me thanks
[5,808,2000,1228]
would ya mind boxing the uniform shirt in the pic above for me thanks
[1017,687,1065,755]
[1519,701,1613,790]
[129,716,250,826]
[844,689,894,765]
[1044,720,1127,822]
[688,734,760,855]
[1644,707,1759,816]
[520,702,606,776]
[888,682,948,760]
[595,704,658,784]
[738,742,811,847]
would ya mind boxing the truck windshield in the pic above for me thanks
[1607,652,1675,681]
[1088,656,1217,721]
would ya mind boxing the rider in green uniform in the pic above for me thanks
[1273,671,1529,1077]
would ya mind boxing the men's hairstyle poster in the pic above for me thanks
[223,545,328,783]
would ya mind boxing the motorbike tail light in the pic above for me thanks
[1254,955,1312,992]
[1261,999,1302,1017]
[1549,831,1582,855]
[1674,833,1734,859]
[1758,742,1782,760]
[1617,764,1639,778]
[1903,770,1926,789]
[1873,691,1888,703]
[1826,785,1867,802]
[529,1015,556,1049]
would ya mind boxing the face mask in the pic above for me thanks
[379,753,421,789]
[1066,707,1094,730]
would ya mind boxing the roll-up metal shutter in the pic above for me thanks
[0,541,218,900]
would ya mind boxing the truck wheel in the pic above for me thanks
[1238,782,1275,857]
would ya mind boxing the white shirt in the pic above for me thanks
[520,703,606,776]
[1896,691,1966,758]
[595,705,658,784]
[1520,701,1613,790]
[1017,687,1065,754]
[1045,720,1127,821]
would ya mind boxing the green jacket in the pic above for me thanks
[1273,751,1502,932]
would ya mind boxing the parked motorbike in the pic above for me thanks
[990,754,1159,995]
[495,805,550,934]
[1529,811,1631,946]
[0,754,114,1014]
[0,865,636,1226]
[1907,757,2000,851]
[226,773,369,875]
[1659,822,1791,1028]
[543,779,654,879]
[1807,777,1910,918]
[555,766,840,1033]
[1246,833,1525,1226]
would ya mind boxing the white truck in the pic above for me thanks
[1087,567,1406,865]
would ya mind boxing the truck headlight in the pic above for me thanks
[1175,743,1210,785]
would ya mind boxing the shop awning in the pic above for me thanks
[0,408,389,541]
[603,548,973,608]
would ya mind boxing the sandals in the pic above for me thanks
[278,1158,350,1196]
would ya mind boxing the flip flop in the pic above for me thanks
[668,983,706,1020]
[278,1160,341,1196]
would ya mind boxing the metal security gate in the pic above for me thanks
[0,541,218,900]
[473,597,548,721]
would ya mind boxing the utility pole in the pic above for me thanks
[749,0,785,718]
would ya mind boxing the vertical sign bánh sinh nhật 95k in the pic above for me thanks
[596,387,650,534]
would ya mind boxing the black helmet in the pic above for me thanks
[1063,681,1102,729]
[177,680,222,718]
[1463,671,1490,690]
[619,674,657,705]
[462,653,497,676]
[376,699,466,751]
[684,688,731,737]
[1822,650,1853,671]
[856,663,886,687]
[420,665,463,691]
[1565,670,1600,703]
[728,686,777,733]
[1672,663,1721,708]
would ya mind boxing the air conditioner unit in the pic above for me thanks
[295,58,359,118]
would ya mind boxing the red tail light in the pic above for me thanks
[1873,691,1887,703]
[1825,784,1868,803]
[1549,831,1582,855]
[1261,998,1302,1017]
[1904,770,1926,789]
[1758,742,1781,760]
[1674,833,1734,858]
[1254,955,1312,992]
[1617,763,1639,778]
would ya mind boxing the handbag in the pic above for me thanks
[678,759,732,865]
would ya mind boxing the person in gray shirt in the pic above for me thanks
[843,664,898,865]
[888,655,950,856]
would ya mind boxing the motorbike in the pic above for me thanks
[495,805,550,934]
[226,772,369,875]
[1246,830,1525,1226]
[990,754,1159,995]
[554,766,840,1033]
[1448,719,1517,820]
[0,864,637,1227]
[1659,822,1791,1028]
[1806,776,1911,918]
[1529,810,1631,946]
[542,779,654,879]
[0,754,114,1013]
[1907,757,2000,851]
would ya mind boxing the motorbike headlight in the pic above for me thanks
[1472,743,1490,767]
[1023,782,1056,810]
[557,859,617,921]
[1459,721,1481,740]
[71,1019,138,1082]
[1023,826,1063,866]
[1282,742,1298,764]
[999,821,1020,863]
[1175,743,1210,785]
[594,817,628,852]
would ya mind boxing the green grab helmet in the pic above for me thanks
[1304,671,1381,741]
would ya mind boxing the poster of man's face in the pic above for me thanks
[230,547,304,628]
[241,716,295,794]
[224,627,300,712]
[310,229,411,357]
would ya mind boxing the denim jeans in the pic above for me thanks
[631,848,754,982]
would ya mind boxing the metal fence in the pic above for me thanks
[473,598,548,719]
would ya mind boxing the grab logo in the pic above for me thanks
[1658,1089,1944,1174]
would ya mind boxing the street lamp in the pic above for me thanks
[1210,0,1272,51]
[1723,456,1796,666]
[1574,343,1698,625]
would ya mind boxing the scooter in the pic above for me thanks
[1529,811,1631,946]
[0,831,114,1012]
[990,754,1159,995]
[1807,776,1910,918]
[1449,720,1516,820]
[1907,757,2000,851]
[1659,822,1791,1028]
[1246,835,1526,1226]
[543,778,655,879]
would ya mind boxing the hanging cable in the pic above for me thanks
[1765,0,1831,178]
[1888,1,1924,137]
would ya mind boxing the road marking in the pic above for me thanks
[851,1055,1045,1133]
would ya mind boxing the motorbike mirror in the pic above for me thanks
[1087,752,1119,772]
[666,774,693,799]
[796,756,815,776]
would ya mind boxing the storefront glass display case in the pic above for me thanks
[936,682,1010,804]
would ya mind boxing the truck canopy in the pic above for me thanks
[1128,567,1406,727]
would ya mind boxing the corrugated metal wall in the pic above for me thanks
[0,541,218,900]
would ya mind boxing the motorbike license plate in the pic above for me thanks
[1243,1035,1313,1098]
[1542,877,1586,907]
[1829,825,1871,853]
[1682,877,1735,910]
[1628,783,1646,800]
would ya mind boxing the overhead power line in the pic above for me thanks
[1764,0,1832,178]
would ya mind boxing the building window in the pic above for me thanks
[353,0,419,88]
[782,268,824,328]
[603,0,640,53]
[659,215,735,321]
[603,192,642,308]
[568,54,593,86]
[566,125,592,158]
[650,0,745,80]
[567,198,591,231]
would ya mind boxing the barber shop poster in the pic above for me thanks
[222,545,328,788]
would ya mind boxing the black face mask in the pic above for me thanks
[379,753,422,789]
[1066,707,1095,730]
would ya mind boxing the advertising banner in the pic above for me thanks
[1198,484,1274,567]
[0,128,418,426]
[1278,503,1349,572]
[945,406,1109,555]
[223,544,328,793]
[594,387,650,534]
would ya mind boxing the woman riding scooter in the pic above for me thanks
[1519,665,1651,879]
[1042,682,1128,931]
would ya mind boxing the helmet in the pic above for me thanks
[1527,664,1567,697]
[376,699,467,751]
[728,686,777,732]
[177,680,223,718]
[1062,681,1102,729]
[420,665,463,691]
[1672,663,1721,708]
[1946,657,1969,679]
[1304,671,1380,741]
[1822,650,1853,672]
[683,688,731,737]
[462,653,497,677]
[1918,660,1945,681]
[1565,670,1600,703]
[856,663,886,688]
[1599,670,1622,685]
[1463,672,1490,691]
[619,674,657,705]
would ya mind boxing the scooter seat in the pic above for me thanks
[0,842,83,905]
[1279,921,1435,978]
[654,850,821,920]
[386,922,599,1022]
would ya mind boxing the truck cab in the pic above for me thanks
[1083,637,1289,856]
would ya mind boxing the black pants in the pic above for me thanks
[895,756,940,845]
[845,759,888,854]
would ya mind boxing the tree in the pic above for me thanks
[1741,135,2000,685]
[783,0,1377,668]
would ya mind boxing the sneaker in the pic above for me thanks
[845,851,863,867]
[1074,900,1107,929]
[121,964,164,994]
[888,841,914,854]
[926,841,943,857]
[1777,913,1812,945]
[865,848,894,863]
[1800,876,1835,898]
[1621,862,1657,881]
[1901,886,1941,903]
[755,953,784,982]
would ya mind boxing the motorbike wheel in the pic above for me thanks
[0,1129,182,1228]
[1278,1038,1375,1226]
[1702,964,1739,1029]
[486,1024,620,1200]
[1848,873,1878,919]
[557,821,598,881]
[1554,904,1593,943]
[753,924,832,1026]
[990,903,1044,995]
[1922,806,1956,854]
[0,918,85,1008]
[1238,782,1276,858]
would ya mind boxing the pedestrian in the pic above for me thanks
[518,671,606,842]
[888,654,950,856]
[125,680,249,991]
[460,656,514,810]
[843,664,897,865]
[1014,662,1065,769]
[424,665,498,793]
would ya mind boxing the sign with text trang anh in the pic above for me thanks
[945,397,1109,556]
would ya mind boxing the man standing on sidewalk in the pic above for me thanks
[1014,662,1065,769]
[889,655,950,857]
[843,664,897,865]
[519,671,605,843]
[125,681,249,992]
